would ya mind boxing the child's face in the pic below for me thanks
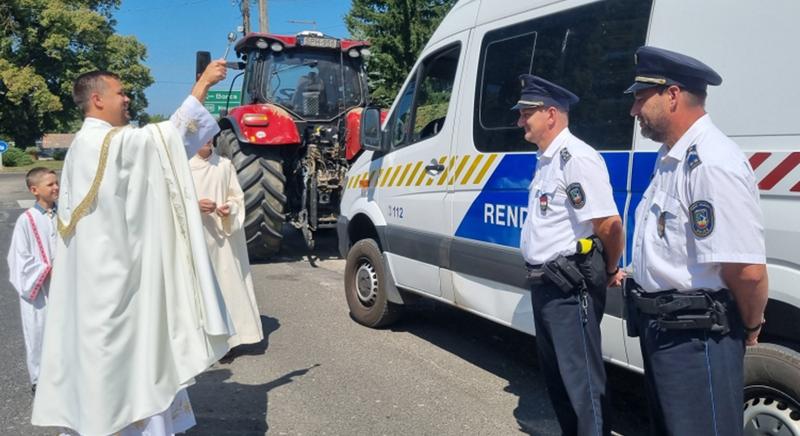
[30,173,59,205]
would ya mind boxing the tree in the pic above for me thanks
[0,0,153,147]
[345,0,455,107]
[137,112,169,127]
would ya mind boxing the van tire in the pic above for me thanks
[345,239,400,328]
[215,129,286,259]
[743,343,800,434]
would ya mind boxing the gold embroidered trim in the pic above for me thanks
[635,75,667,85]
[153,123,206,328]
[57,126,126,239]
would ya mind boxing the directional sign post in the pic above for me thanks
[0,140,8,170]
[204,90,241,117]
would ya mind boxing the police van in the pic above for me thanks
[337,0,800,429]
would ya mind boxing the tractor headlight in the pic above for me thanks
[270,41,284,52]
[255,38,268,49]
[348,48,360,58]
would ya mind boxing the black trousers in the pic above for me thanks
[531,281,610,436]
[636,291,745,436]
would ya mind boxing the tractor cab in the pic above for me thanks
[237,31,370,121]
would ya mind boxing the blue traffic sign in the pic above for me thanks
[0,140,8,153]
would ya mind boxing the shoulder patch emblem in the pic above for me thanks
[560,147,572,164]
[686,144,702,170]
[689,200,714,238]
[566,183,586,209]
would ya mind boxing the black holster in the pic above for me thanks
[623,278,640,338]
[574,236,607,290]
[542,255,585,293]
[540,235,608,294]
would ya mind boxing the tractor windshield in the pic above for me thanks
[246,48,366,121]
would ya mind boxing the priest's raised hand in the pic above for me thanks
[193,59,228,102]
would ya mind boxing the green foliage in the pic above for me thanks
[137,112,169,127]
[53,149,67,161]
[2,146,34,167]
[24,146,38,157]
[0,1,153,146]
[345,0,456,107]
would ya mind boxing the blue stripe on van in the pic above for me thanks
[625,151,658,262]
[454,152,633,250]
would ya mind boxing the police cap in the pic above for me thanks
[511,74,579,111]
[625,46,722,94]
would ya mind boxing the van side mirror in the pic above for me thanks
[360,107,384,152]
[196,51,211,81]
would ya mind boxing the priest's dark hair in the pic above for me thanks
[73,71,120,114]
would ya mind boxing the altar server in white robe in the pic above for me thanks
[190,142,264,350]
[7,167,59,394]
[31,61,235,436]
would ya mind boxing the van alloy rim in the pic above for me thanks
[744,387,800,436]
[354,259,378,307]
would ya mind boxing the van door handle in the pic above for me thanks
[425,159,445,174]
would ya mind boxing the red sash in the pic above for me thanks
[24,210,51,300]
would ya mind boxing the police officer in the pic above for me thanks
[516,75,624,436]
[625,46,769,436]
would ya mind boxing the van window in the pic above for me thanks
[388,44,461,150]
[473,0,653,152]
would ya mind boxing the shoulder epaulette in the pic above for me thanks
[686,144,702,170]
[560,147,572,164]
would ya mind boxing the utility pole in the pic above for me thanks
[258,0,268,33]
[241,0,251,34]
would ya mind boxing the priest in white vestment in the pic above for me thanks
[31,61,235,436]
[190,143,264,349]
[7,168,59,393]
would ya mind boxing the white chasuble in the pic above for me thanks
[32,96,233,436]
[7,206,57,385]
[190,153,264,347]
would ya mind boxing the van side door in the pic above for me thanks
[370,34,468,298]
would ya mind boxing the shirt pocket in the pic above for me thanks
[649,190,685,254]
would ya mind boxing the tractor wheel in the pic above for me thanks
[216,129,286,259]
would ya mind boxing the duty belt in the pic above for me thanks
[624,279,731,335]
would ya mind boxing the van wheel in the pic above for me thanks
[345,239,400,328]
[743,343,800,435]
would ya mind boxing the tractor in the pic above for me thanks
[198,31,372,258]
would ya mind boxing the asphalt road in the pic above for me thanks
[0,171,649,435]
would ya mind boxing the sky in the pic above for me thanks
[114,0,353,116]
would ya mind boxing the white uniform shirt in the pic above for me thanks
[520,128,618,265]
[631,114,766,293]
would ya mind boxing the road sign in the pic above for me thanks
[205,90,241,117]
[0,140,6,169]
